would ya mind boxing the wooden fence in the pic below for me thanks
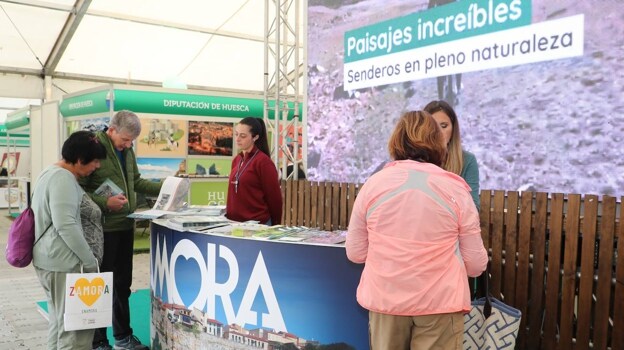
[280,180,360,231]
[281,180,624,350]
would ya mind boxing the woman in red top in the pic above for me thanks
[226,117,282,225]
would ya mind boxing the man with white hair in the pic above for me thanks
[80,110,162,350]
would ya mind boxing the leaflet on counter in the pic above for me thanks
[127,209,178,220]
[152,176,189,211]
[127,176,189,219]
[166,215,231,232]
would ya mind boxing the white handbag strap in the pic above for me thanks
[79,260,100,274]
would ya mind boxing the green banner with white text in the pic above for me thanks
[60,90,111,117]
[113,90,301,119]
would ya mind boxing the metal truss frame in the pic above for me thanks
[264,0,303,180]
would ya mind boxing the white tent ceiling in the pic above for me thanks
[0,0,304,96]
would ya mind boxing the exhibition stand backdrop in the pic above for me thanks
[59,85,301,206]
[3,107,33,214]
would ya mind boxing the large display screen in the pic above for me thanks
[307,0,623,196]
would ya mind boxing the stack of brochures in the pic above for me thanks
[186,205,226,216]
[251,226,310,240]
[294,229,347,245]
[230,223,268,237]
[166,216,230,232]
[155,217,348,244]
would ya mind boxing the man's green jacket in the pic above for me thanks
[79,130,162,232]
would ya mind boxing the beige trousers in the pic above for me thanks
[369,310,464,350]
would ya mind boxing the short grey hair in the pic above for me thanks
[110,110,142,138]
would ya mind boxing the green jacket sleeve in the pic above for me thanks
[79,131,163,231]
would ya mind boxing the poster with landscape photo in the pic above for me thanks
[137,158,184,180]
[186,158,231,177]
[65,116,110,136]
[187,121,233,156]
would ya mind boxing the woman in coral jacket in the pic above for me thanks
[346,110,488,350]
[226,117,282,225]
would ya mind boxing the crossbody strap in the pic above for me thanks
[33,221,53,246]
[29,184,54,247]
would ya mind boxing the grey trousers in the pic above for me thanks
[35,267,95,350]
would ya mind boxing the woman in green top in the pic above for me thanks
[424,100,480,208]
[425,100,482,299]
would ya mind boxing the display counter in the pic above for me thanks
[149,221,368,350]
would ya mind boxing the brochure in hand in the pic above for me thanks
[94,178,124,197]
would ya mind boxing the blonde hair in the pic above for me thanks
[424,100,463,175]
[388,111,447,167]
